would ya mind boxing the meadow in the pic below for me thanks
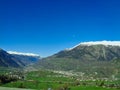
[0,69,120,90]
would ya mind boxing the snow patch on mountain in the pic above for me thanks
[7,51,39,56]
[80,41,120,46]
[68,41,120,50]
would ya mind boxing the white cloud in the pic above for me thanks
[68,40,120,50]
[7,51,39,56]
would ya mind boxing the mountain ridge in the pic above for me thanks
[7,51,40,57]
[67,41,120,50]
[0,49,40,68]
[0,49,24,67]
[35,42,120,78]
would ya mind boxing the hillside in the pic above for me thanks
[7,51,40,66]
[0,49,40,68]
[0,49,24,67]
[36,41,120,79]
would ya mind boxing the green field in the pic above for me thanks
[0,70,120,90]
[71,86,119,90]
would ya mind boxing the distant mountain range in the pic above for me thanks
[7,51,40,66]
[0,49,40,68]
[1,41,120,79]
[36,41,120,78]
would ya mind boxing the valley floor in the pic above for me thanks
[0,69,120,90]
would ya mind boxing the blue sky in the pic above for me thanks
[1,0,120,57]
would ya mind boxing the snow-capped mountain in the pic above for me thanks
[0,49,40,68]
[7,51,39,57]
[36,41,120,78]
[0,49,25,67]
[7,51,40,65]
[51,41,120,61]
[68,41,120,50]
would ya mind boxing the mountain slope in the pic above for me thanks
[0,49,40,68]
[0,49,24,67]
[54,45,120,61]
[10,54,40,65]
[7,51,40,66]
[36,41,120,78]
